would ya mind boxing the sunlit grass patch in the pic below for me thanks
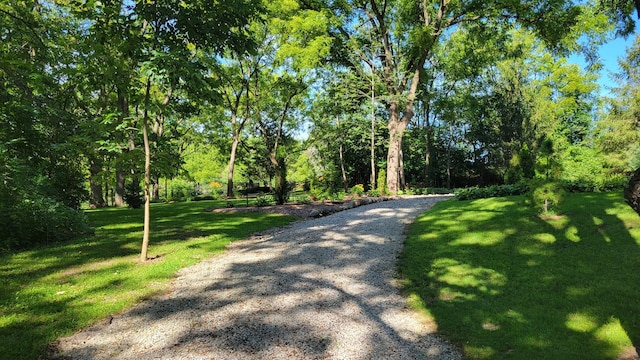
[400,192,640,359]
[0,200,295,360]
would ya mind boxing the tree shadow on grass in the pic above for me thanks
[50,196,460,359]
[402,193,640,359]
[0,203,293,360]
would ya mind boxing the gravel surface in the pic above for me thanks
[52,195,462,360]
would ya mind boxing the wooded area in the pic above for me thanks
[1,0,639,258]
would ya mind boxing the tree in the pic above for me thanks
[0,1,91,249]
[64,0,262,260]
[307,0,592,193]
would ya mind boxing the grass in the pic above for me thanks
[399,191,640,359]
[0,200,295,360]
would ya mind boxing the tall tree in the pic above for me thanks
[307,0,589,193]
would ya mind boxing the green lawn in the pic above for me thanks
[400,192,640,359]
[0,200,295,360]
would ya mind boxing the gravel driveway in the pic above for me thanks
[52,195,461,359]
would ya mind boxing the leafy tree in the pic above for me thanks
[597,34,640,174]
[306,0,588,193]
[0,1,91,249]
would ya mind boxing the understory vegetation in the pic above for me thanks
[400,192,640,359]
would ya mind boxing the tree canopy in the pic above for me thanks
[1,0,637,253]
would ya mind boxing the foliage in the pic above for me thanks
[505,144,536,184]
[411,187,452,195]
[1,197,92,252]
[529,179,566,214]
[367,189,381,197]
[559,145,606,192]
[597,34,640,177]
[255,195,272,207]
[124,180,144,209]
[274,153,290,205]
[455,183,530,201]
[0,200,295,360]
[401,192,640,359]
[377,169,387,196]
[349,184,365,196]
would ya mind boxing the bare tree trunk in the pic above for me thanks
[447,122,452,189]
[337,116,348,192]
[227,136,239,198]
[115,169,125,206]
[386,101,409,194]
[399,147,406,190]
[88,157,107,208]
[140,79,152,262]
[339,141,348,192]
[152,177,159,200]
[425,131,431,186]
[115,89,129,207]
[227,112,240,198]
[370,66,376,190]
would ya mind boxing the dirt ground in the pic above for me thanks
[209,202,335,220]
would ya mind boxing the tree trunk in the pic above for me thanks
[386,102,409,194]
[447,122,453,189]
[115,169,125,206]
[337,116,348,192]
[115,86,129,207]
[425,130,431,186]
[625,167,640,216]
[274,154,288,205]
[370,69,376,190]
[339,141,348,192]
[88,157,107,208]
[152,177,159,200]
[227,129,240,197]
[140,79,152,262]
[399,146,406,190]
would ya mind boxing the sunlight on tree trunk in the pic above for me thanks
[140,79,152,262]
[227,112,240,197]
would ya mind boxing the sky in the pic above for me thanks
[570,34,636,97]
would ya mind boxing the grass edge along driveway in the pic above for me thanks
[400,192,640,360]
[0,200,295,360]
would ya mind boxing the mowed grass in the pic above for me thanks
[0,200,295,360]
[400,192,640,360]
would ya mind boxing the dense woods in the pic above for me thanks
[1,0,639,255]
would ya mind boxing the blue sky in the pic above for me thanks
[570,34,636,97]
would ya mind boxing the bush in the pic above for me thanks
[367,189,381,197]
[429,187,453,195]
[168,180,195,202]
[255,195,272,207]
[350,184,365,196]
[529,179,565,214]
[561,174,628,193]
[124,180,144,208]
[377,169,387,195]
[1,197,92,251]
[455,182,529,201]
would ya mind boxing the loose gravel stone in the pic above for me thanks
[52,195,462,359]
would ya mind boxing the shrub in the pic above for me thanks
[377,169,387,195]
[1,197,92,251]
[350,184,365,196]
[529,179,565,214]
[429,187,453,195]
[168,180,195,202]
[124,180,144,208]
[455,182,529,201]
[367,189,381,197]
[255,195,272,207]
